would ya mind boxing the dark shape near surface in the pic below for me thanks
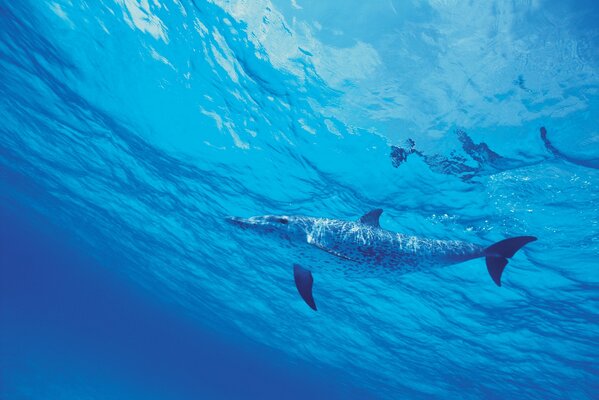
[293,264,317,311]
[358,209,383,228]
[484,236,537,286]
[390,130,526,180]
[390,139,418,168]
[540,126,599,169]
[540,126,562,159]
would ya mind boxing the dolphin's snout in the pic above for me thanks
[226,216,243,226]
[227,215,293,239]
[226,216,252,229]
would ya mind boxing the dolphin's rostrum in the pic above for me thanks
[227,209,536,311]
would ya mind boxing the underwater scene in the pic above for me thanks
[1,1,598,399]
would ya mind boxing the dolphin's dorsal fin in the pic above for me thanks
[358,209,383,228]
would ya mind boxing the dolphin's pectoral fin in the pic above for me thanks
[293,264,317,311]
[358,208,383,228]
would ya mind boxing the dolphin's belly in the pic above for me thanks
[329,240,433,270]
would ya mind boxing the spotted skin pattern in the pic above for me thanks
[228,214,486,274]
[302,217,484,273]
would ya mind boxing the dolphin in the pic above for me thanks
[227,209,536,311]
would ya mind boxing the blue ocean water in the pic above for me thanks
[1,0,598,398]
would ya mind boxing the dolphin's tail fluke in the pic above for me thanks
[484,236,537,286]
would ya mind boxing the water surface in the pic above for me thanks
[1,1,598,399]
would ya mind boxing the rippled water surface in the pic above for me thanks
[1,1,598,399]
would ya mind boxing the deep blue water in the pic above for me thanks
[1,1,598,399]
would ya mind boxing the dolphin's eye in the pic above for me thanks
[276,217,288,224]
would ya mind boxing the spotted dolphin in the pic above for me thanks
[227,209,536,310]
